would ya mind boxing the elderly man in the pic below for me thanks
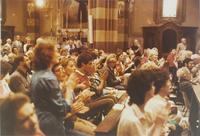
[176,38,187,53]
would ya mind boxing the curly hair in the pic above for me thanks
[32,39,56,71]
[127,69,155,106]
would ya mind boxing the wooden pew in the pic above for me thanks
[95,93,128,136]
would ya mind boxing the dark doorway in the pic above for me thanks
[162,29,177,53]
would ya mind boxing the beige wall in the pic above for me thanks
[182,0,199,27]
[131,0,154,36]
[3,0,200,43]
[39,0,57,35]
[131,0,199,37]
[196,0,200,52]
[4,0,26,35]
[4,0,60,36]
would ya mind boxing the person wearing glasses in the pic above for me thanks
[0,93,44,136]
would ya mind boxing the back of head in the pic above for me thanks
[33,39,56,71]
[127,69,155,106]
[153,69,170,94]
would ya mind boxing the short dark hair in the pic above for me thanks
[127,69,155,105]
[77,53,93,68]
[0,93,29,135]
[183,58,192,65]
[153,69,170,94]
[33,40,56,71]
[0,61,12,77]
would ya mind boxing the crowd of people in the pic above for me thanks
[0,35,200,136]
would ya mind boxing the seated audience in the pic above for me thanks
[67,52,115,124]
[2,33,200,136]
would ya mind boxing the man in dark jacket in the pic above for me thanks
[9,55,31,96]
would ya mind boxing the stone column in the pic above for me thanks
[88,0,118,52]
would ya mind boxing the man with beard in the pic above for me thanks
[9,55,31,96]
